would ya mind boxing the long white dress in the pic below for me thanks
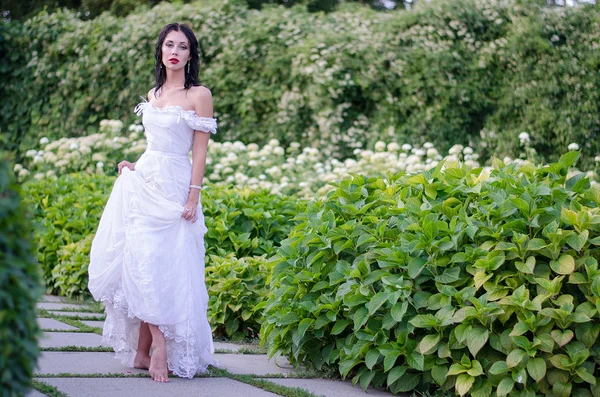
[88,99,217,378]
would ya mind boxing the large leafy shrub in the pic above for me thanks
[2,1,600,166]
[206,254,272,340]
[22,172,115,297]
[262,152,600,396]
[202,185,306,258]
[0,155,42,396]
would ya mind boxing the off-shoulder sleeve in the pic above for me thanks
[181,112,218,134]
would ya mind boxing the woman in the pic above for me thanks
[88,23,216,383]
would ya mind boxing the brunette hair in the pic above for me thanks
[153,23,199,97]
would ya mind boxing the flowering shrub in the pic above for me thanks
[15,119,483,199]
[3,0,600,167]
[262,152,600,396]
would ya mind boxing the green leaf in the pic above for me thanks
[515,256,535,274]
[576,367,597,385]
[391,301,408,322]
[386,366,407,386]
[339,358,361,377]
[431,364,448,386]
[489,361,508,375]
[466,327,489,357]
[566,230,588,252]
[506,349,527,369]
[553,380,573,397]
[383,350,400,372]
[418,334,441,355]
[526,357,546,382]
[353,307,369,330]
[407,351,424,371]
[367,292,388,316]
[559,151,580,169]
[550,254,575,275]
[497,377,515,396]
[331,319,351,335]
[527,238,547,251]
[551,329,574,347]
[365,349,380,370]
[455,374,475,396]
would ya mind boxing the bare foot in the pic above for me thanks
[149,343,169,382]
[133,352,151,370]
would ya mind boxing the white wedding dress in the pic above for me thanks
[88,99,217,378]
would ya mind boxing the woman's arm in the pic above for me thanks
[182,86,213,223]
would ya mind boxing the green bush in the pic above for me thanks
[261,152,600,396]
[0,155,42,396]
[22,172,115,297]
[2,1,600,166]
[206,254,272,340]
[202,185,306,258]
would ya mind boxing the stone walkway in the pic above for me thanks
[30,295,399,397]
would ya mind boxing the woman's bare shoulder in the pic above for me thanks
[147,87,157,100]
[190,85,213,117]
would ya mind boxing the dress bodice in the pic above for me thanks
[134,100,217,155]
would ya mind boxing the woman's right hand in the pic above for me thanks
[117,160,135,175]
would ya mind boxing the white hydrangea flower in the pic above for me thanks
[595,156,600,162]
[423,142,434,149]
[40,137,50,145]
[259,174,267,180]
[69,142,79,150]
[13,164,23,172]
[18,169,30,178]
[415,149,426,157]
[568,142,579,151]
[401,144,412,151]
[448,144,464,155]
[26,149,37,157]
[268,139,280,147]
[374,141,386,152]
[463,147,474,155]
[273,147,285,156]
[519,132,530,143]
[247,143,259,151]
[34,173,45,180]
[96,161,104,169]
[387,142,400,152]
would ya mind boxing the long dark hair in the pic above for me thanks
[153,23,199,98]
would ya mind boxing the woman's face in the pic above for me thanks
[161,30,191,73]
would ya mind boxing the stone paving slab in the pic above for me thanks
[34,377,279,397]
[37,302,91,311]
[80,320,105,328]
[41,295,64,303]
[47,311,105,319]
[36,352,295,376]
[40,332,109,348]
[38,318,79,331]
[214,341,261,352]
[35,352,147,375]
[215,354,294,376]
[268,378,400,397]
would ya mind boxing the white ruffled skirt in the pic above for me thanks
[88,149,215,378]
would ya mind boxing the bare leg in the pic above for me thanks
[148,324,169,382]
[134,322,152,370]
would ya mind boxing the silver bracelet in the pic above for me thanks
[190,184,203,190]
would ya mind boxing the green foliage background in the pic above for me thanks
[2,0,599,166]
[0,155,41,396]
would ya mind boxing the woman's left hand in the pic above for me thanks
[182,200,198,223]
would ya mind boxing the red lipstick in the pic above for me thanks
[169,58,179,64]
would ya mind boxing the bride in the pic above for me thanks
[88,22,216,382]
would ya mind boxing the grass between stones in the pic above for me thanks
[31,380,69,397]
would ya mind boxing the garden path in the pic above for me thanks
[29,295,400,397]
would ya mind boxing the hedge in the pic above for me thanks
[0,154,42,396]
[2,0,599,166]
